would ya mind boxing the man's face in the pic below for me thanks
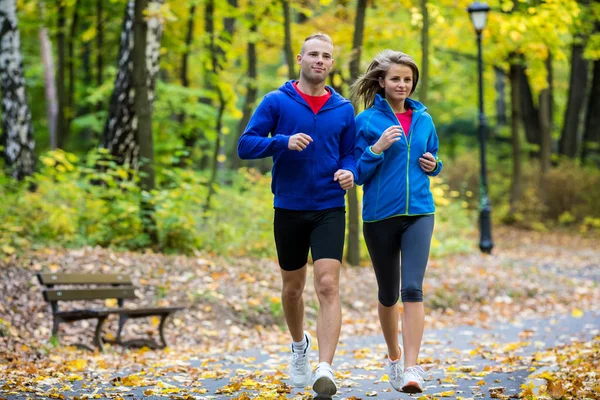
[297,39,334,84]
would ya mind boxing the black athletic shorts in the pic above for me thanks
[274,207,345,271]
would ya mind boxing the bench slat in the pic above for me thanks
[38,273,132,286]
[44,287,137,302]
[106,306,185,316]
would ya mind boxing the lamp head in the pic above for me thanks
[468,2,490,33]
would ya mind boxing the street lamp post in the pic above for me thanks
[468,2,493,254]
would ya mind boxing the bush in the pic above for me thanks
[1,149,480,262]
[443,151,600,230]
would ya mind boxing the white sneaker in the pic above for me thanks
[312,362,337,397]
[289,331,312,387]
[402,365,426,393]
[386,345,404,391]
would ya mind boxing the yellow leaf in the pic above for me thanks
[433,391,455,397]
[571,308,584,318]
[66,359,87,372]
[121,374,144,387]
[105,298,118,308]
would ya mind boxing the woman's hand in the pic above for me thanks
[372,125,403,154]
[419,152,437,172]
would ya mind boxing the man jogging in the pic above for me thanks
[237,33,356,398]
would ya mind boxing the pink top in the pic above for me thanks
[396,109,413,136]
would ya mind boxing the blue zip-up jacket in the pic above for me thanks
[238,81,357,211]
[355,94,443,222]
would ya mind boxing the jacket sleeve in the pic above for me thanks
[338,107,358,180]
[426,121,443,177]
[354,113,384,186]
[237,95,289,160]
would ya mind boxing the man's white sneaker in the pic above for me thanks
[289,331,312,387]
[386,345,404,391]
[402,365,426,393]
[312,362,337,397]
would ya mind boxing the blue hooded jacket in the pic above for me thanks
[238,81,357,211]
[355,94,442,222]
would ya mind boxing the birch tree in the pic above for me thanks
[0,0,35,180]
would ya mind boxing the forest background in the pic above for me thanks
[1,0,600,265]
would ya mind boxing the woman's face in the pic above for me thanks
[379,63,414,104]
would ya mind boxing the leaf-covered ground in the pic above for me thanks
[1,227,599,399]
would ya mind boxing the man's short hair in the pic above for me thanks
[300,33,333,55]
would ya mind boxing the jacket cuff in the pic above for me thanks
[273,134,289,150]
[428,157,442,176]
[368,146,384,157]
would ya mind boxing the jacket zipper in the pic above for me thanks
[386,99,412,215]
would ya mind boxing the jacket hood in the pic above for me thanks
[279,80,350,110]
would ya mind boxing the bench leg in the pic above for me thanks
[51,317,60,343]
[94,316,108,352]
[116,315,129,344]
[158,314,171,348]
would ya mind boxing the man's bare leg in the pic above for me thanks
[280,265,308,342]
[313,258,341,363]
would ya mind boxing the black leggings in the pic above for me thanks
[363,215,434,306]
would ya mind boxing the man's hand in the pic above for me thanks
[334,169,354,190]
[419,152,437,172]
[288,133,313,151]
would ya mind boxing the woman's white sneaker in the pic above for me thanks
[386,345,404,391]
[289,331,312,387]
[312,362,337,397]
[402,365,426,393]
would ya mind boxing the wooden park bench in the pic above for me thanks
[37,273,184,352]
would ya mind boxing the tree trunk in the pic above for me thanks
[176,3,196,166]
[102,0,163,169]
[133,0,158,244]
[40,26,57,149]
[231,5,258,171]
[133,0,153,191]
[518,65,541,148]
[181,4,196,89]
[198,0,216,170]
[81,38,94,146]
[0,0,36,180]
[494,66,507,126]
[509,63,522,213]
[205,0,237,210]
[67,0,80,130]
[96,0,103,112]
[582,59,600,164]
[282,0,295,79]
[56,0,68,149]
[559,41,588,158]
[419,0,429,104]
[539,50,553,176]
[345,0,367,266]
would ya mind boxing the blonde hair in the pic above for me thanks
[300,33,333,55]
[350,50,419,110]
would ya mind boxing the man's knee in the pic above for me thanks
[282,281,304,301]
[401,284,423,302]
[315,274,339,299]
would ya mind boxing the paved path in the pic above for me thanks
[4,311,597,399]
[202,311,599,399]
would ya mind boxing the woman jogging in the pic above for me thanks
[351,49,442,394]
